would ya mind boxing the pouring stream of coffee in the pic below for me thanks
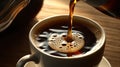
[47,0,85,56]
[66,0,77,42]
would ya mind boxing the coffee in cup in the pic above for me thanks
[16,15,105,67]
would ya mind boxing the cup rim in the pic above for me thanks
[29,14,105,59]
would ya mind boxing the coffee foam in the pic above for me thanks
[48,33,85,53]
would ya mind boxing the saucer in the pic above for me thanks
[25,57,111,67]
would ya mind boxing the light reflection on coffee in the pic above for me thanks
[35,23,96,57]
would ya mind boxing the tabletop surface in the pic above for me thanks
[0,0,120,67]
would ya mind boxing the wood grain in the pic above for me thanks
[0,0,119,67]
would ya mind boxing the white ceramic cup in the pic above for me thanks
[16,15,105,67]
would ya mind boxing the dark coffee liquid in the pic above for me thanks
[36,23,96,57]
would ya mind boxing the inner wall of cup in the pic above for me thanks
[30,15,105,57]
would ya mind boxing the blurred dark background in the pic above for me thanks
[0,0,43,67]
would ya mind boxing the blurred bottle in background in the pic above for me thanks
[82,0,120,18]
[0,0,43,32]
[9,0,43,31]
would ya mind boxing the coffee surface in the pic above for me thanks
[36,23,96,57]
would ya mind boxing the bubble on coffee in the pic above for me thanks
[48,33,85,53]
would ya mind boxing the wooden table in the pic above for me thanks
[0,0,120,67]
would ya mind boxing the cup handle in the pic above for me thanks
[16,54,39,67]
